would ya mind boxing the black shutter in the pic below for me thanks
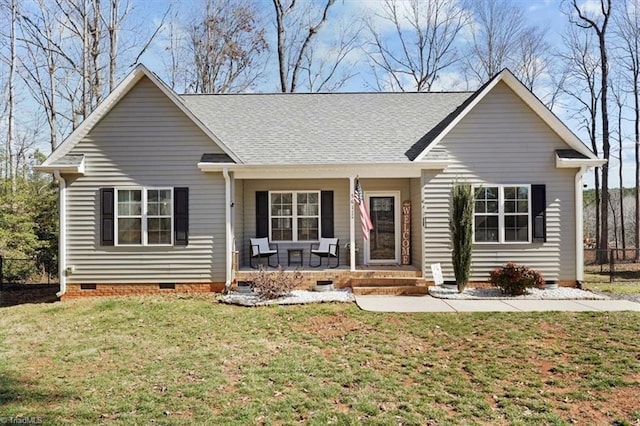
[174,187,189,246]
[100,188,114,246]
[532,184,546,242]
[321,190,334,238]
[256,191,269,238]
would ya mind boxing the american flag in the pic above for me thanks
[354,178,374,240]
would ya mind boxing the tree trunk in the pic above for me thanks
[7,0,17,194]
[635,77,640,260]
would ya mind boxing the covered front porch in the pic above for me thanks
[197,160,450,291]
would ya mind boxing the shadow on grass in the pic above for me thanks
[0,284,60,308]
[0,370,73,409]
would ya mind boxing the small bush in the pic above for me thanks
[249,266,304,300]
[489,263,545,296]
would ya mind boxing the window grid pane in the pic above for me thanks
[115,189,174,245]
[504,215,528,242]
[148,218,172,244]
[474,215,499,242]
[473,185,530,243]
[147,189,172,245]
[117,190,142,245]
[297,217,319,241]
[271,218,292,241]
[118,218,142,245]
[270,191,320,241]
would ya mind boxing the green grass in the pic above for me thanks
[584,281,640,295]
[1,295,639,425]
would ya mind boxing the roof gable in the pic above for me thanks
[39,64,240,169]
[411,69,598,161]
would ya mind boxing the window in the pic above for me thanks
[147,189,172,244]
[270,191,319,241]
[473,185,530,243]
[117,189,142,244]
[115,188,173,245]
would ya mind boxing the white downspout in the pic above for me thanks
[223,168,232,293]
[575,166,587,287]
[53,170,66,297]
[349,176,356,272]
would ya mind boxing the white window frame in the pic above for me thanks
[115,187,174,246]
[268,191,321,242]
[472,184,531,244]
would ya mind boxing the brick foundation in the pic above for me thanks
[62,282,225,300]
[235,268,424,290]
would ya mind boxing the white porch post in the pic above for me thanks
[575,166,587,285]
[223,168,233,291]
[349,176,356,271]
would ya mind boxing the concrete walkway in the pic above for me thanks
[355,295,640,313]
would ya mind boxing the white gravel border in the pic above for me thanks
[429,286,609,300]
[219,289,355,307]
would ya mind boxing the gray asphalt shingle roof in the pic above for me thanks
[47,154,85,167]
[181,92,472,165]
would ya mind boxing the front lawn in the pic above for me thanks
[1,295,639,425]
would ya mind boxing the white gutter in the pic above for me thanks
[53,171,67,297]
[556,156,606,169]
[197,161,448,179]
[575,166,587,286]
[223,168,233,293]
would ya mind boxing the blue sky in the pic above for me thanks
[10,0,631,188]
[122,0,634,188]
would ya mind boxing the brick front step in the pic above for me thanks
[352,286,430,296]
[349,277,427,287]
[349,277,429,295]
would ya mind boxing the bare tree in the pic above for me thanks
[272,0,356,92]
[18,0,71,151]
[570,0,612,263]
[611,77,626,255]
[188,0,267,94]
[557,26,602,250]
[161,8,190,91]
[615,0,640,257]
[2,0,18,192]
[513,27,552,91]
[364,0,469,91]
[463,0,550,91]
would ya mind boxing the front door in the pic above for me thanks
[365,192,400,264]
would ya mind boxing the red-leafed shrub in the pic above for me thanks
[489,263,545,296]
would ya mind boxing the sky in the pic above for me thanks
[7,0,634,188]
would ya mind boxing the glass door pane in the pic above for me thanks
[369,196,396,261]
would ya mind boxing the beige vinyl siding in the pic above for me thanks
[423,81,577,282]
[239,178,413,267]
[64,76,226,283]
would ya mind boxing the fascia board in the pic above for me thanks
[197,162,449,178]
